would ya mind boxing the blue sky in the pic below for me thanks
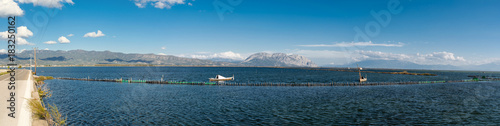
[1,0,499,66]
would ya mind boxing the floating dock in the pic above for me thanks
[55,77,500,87]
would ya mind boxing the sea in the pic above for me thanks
[36,67,500,125]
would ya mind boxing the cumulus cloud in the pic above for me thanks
[58,36,70,43]
[16,0,74,8]
[83,30,105,38]
[0,26,34,45]
[299,41,404,47]
[16,37,33,45]
[157,53,167,55]
[356,50,466,65]
[161,46,166,50]
[0,49,7,53]
[1,0,74,17]
[180,51,245,60]
[0,0,24,17]
[44,41,57,44]
[44,48,49,50]
[16,26,33,38]
[134,0,186,9]
[67,34,74,37]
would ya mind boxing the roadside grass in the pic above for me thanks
[28,99,49,119]
[35,76,55,84]
[37,85,52,99]
[49,104,67,126]
[32,75,67,126]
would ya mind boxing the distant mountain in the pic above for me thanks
[0,50,237,66]
[330,60,460,70]
[241,52,317,67]
[207,58,243,63]
[0,50,318,67]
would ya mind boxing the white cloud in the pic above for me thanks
[43,48,49,50]
[20,48,26,53]
[0,49,7,53]
[44,41,57,44]
[157,53,166,55]
[134,0,186,9]
[16,37,34,45]
[58,36,70,43]
[356,50,467,65]
[1,0,74,17]
[187,2,192,6]
[67,34,74,37]
[180,51,245,60]
[0,0,24,17]
[154,1,169,9]
[0,26,34,45]
[83,30,105,38]
[16,26,33,38]
[161,46,166,50]
[0,31,8,40]
[299,41,404,47]
[16,0,74,8]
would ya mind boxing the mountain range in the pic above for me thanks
[1,50,497,71]
[0,50,316,67]
[241,53,317,67]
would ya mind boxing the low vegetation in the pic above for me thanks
[32,75,67,126]
[49,104,67,126]
[35,76,55,84]
[37,85,52,100]
[28,98,49,119]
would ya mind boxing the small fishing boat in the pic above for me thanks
[358,64,367,82]
[209,75,234,81]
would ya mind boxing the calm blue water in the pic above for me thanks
[37,67,500,125]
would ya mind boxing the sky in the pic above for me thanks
[0,0,499,66]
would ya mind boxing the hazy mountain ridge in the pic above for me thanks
[0,50,237,66]
[241,52,317,67]
[0,50,317,67]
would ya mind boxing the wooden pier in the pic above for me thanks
[55,77,500,87]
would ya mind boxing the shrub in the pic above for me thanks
[49,104,67,126]
[28,99,49,119]
[37,86,52,99]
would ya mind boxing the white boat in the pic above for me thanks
[360,76,367,82]
[209,75,234,81]
[358,64,367,82]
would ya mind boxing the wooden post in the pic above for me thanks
[33,47,37,75]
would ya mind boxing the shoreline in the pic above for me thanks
[4,65,499,73]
